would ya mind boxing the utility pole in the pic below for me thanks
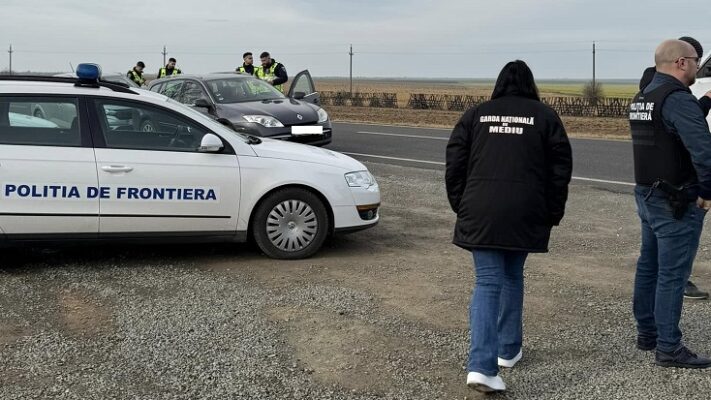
[162,45,167,67]
[349,44,353,96]
[592,41,596,98]
[8,44,13,75]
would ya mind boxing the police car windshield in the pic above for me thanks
[165,97,250,142]
[206,77,285,104]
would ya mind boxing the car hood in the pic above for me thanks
[250,138,364,171]
[217,99,319,125]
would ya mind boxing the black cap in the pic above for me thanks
[137,61,145,68]
[679,36,703,58]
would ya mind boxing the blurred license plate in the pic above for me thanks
[291,126,323,135]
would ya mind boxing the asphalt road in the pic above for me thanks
[326,122,634,190]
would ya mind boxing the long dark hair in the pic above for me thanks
[491,60,540,101]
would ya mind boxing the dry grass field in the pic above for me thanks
[313,78,639,99]
[313,78,635,139]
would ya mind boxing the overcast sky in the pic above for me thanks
[2,0,711,80]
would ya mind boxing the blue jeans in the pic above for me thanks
[468,249,528,376]
[633,185,706,353]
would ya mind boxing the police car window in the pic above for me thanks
[206,78,284,104]
[160,80,184,100]
[179,81,208,105]
[93,99,208,152]
[0,97,81,147]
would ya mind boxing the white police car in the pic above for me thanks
[0,64,379,259]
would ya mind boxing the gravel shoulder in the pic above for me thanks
[2,162,711,399]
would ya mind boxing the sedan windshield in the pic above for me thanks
[206,77,285,104]
[164,97,251,143]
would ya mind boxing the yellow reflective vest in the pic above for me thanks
[158,67,181,78]
[255,62,283,92]
[128,69,145,86]
[236,65,254,75]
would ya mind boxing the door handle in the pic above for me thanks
[101,165,134,173]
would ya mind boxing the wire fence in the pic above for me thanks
[320,91,632,118]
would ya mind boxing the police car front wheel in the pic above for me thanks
[252,188,329,259]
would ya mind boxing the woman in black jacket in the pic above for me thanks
[445,60,572,393]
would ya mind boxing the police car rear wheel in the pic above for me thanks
[252,188,329,259]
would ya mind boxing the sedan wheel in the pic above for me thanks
[252,188,329,259]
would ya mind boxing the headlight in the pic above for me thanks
[345,171,376,188]
[317,107,329,123]
[242,115,284,128]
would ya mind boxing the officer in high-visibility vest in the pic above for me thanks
[158,57,182,79]
[255,51,287,92]
[126,61,146,86]
[236,52,255,75]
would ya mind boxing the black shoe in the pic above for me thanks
[655,346,711,369]
[637,336,656,351]
[684,281,709,300]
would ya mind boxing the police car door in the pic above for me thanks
[0,95,99,237]
[287,70,321,105]
[88,97,240,235]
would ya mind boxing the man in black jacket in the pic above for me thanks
[158,58,182,79]
[236,52,255,75]
[126,61,146,86]
[255,51,288,92]
[639,36,711,300]
[630,39,711,369]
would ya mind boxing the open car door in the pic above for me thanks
[287,70,320,106]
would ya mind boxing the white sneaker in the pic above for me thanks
[466,371,506,393]
[498,350,522,368]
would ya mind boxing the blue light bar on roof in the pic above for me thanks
[76,63,102,81]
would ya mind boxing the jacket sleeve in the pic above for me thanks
[273,64,288,86]
[445,107,476,214]
[544,113,573,226]
[698,95,711,117]
[663,92,711,199]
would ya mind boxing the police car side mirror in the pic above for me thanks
[292,91,306,100]
[198,133,224,153]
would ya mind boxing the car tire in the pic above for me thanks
[252,188,329,260]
